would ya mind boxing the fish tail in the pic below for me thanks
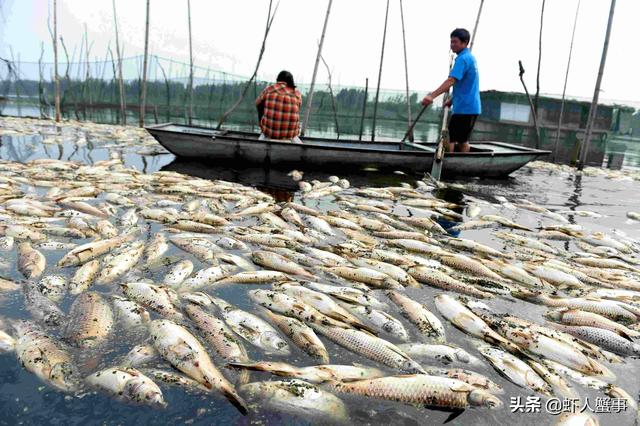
[222,386,249,415]
[237,368,250,386]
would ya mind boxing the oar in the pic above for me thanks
[430,101,450,180]
[401,103,429,143]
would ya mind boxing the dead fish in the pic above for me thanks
[148,319,248,415]
[14,320,77,392]
[17,242,46,279]
[69,259,100,295]
[328,374,502,410]
[262,309,329,363]
[185,304,251,384]
[240,379,347,422]
[86,367,165,408]
[64,292,113,348]
[386,290,446,342]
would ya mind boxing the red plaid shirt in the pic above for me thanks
[256,82,302,139]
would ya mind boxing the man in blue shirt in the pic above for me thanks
[421,28,481,153]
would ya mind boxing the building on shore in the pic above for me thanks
[474,90,635,166]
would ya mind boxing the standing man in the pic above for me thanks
[421,28,480,153]
[256,70,303,144]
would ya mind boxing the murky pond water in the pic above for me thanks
[0,117,639,426]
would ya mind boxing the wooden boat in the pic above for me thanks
[146,123,550,177]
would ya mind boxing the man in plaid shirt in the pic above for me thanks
[256,70,303,143]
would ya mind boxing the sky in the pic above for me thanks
[1,0,638,108]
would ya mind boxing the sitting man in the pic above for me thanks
[255,70,303,143]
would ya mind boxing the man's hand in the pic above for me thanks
[443,98,452,108]
[421,94,434,107]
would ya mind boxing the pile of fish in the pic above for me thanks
[0,154,639,425]
[527,160,640,182]
[0,116,169,156]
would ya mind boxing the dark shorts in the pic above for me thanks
[448,114,478,143]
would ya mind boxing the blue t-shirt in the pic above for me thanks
[449,48,481,115]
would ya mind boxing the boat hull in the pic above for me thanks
[146,123,550,178]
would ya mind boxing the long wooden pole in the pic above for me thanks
[112,0,126,125]
[53,0,60,122]
[399,0,411,136]
[578,0,616,170]
[140,0,150,127]
[83,23,92,120]
[216,0,278,130]
[371,0,390,142]
[469,0,484,50]
[552,0,580,162]
[519,60,541,149]
[534,0,545,116]
[358,78,368,141]
[320,53,339,139]
[301,0,332,136]
[187,0,194,126]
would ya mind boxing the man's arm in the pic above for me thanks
[256,101,265,121]
[421,77,456,106]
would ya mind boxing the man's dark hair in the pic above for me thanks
[450,28,471,44]
[277,70,296,89]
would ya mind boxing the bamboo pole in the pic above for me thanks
[96,42,110,106]
[108,47,118,123]
[371,0,390,142]
[112,0,126,125]
[300,0,332,136]
[53,0,60,122]
[156,56,171,122]
[578,0,616,170]
[534,0,545,116]
[83,24,93,120]
[11,49,22,117]
[469,0,484,50]
[38,42,47,118]
[187,0,194,126]
[399,0,411,140]
[216,0,278,130]
[140,0,150,127]
[518,60,541,149]
[358,78,368,141]
[319,53,339,139]
[59,38,77,118]
[552,0,580,162]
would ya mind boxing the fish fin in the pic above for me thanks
[222,386,249,416]
[227,361,261,370]
[614,330,635,342]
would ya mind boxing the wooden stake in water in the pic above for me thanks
[53,0,60,122]
[399,0,412,140]
[187,0,194,126]
[578,0,616,170]
[553,0,581,162]
[320,53,339,139]
[140,0,150,127]
[112,0,126,125]
[371,0,390,142]
[534,0,546,116]
[358,78,368,141]
[518,60,541,149]
[301,0,333,137]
